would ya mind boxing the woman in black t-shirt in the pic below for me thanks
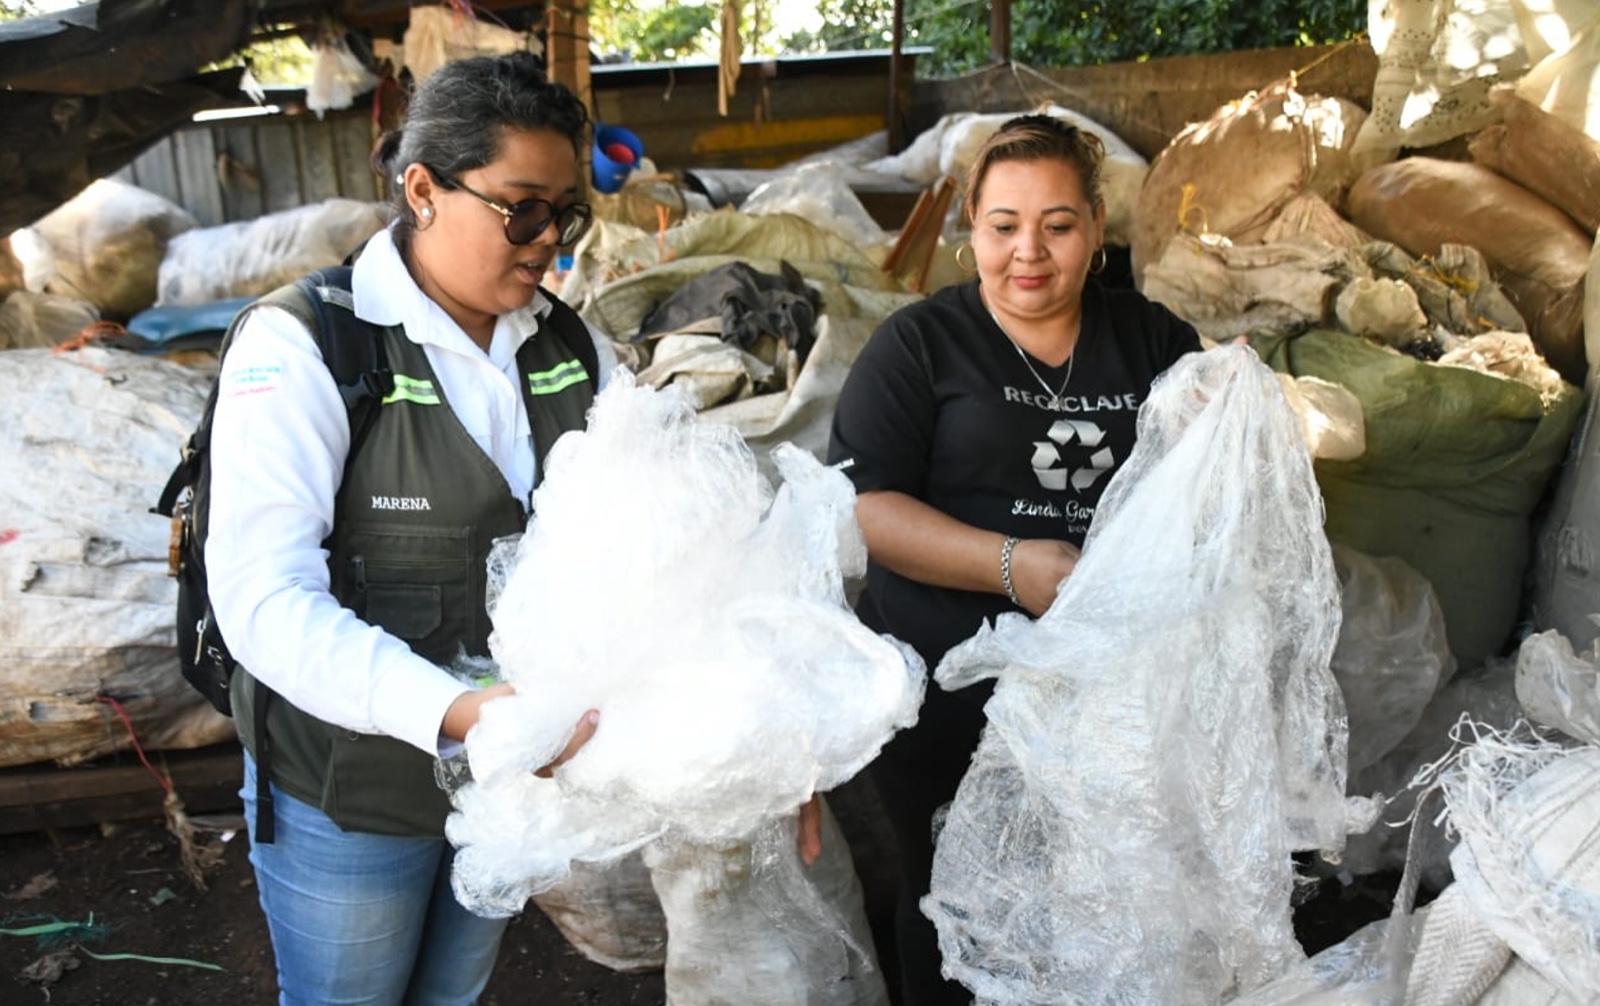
[827,114,1201,1005]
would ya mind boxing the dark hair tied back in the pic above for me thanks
[382,52,591,253]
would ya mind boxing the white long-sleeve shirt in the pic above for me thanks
[205,228,615,756]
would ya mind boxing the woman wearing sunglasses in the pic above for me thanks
[204,52,614,1005]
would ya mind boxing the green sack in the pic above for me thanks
[1253,329,1582,667]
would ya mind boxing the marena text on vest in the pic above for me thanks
[370,496,434,511]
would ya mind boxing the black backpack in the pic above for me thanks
[154,267,396,717]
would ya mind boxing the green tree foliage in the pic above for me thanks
[787,0,897,52]
[0,1,41,20]
[590,0,721,62]
[789,0,1367,77]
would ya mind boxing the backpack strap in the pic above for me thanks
[292,267,396,473]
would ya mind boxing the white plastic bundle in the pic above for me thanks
[447,373,925,917]
[925,345,1351,1005]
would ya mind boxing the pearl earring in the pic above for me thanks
[420,207,433,219]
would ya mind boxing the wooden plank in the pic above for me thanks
[0,742,244,835]
[913,41,1379,161]
[547,0,594,192]
[171,128,223,227]
[689,114,884,159]
[330,113,381,202]
[127,139,181,207]
[297,118,342,203]
[217,122,266,221]
[257,118,305,214]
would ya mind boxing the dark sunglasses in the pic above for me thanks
[424,165,593,246]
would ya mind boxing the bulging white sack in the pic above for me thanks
[925,345,1351,1005]
[447,374,925,918]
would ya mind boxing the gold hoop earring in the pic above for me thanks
[1089,246,1108,275]
[955,242,977,273]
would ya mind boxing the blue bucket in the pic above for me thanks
[592,124,644,194]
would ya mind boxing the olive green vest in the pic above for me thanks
[233,303,596,836]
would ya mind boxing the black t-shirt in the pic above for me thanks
[828,278,1201,673]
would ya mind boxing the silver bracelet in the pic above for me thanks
[1000,536,1022,606]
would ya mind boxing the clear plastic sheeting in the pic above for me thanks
[740,162,889,250]
[1516,629,1600,745]
[924,345,1351,1005]
[1337,660,1524,888]
[1330,546,1455,776]
[1223,912,1415,1006]
[447,373,925,917]
[644,804,888,1006]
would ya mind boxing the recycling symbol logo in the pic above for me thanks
[1031,419,1114,492]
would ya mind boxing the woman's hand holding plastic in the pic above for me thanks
[537,709,599,778]
[445,684,599,775]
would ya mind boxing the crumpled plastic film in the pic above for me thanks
[447,373,925,918]
[925,345,1351,1004]
[1330,545,1455,777]
[1515,629,1600,746]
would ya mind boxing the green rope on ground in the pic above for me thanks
[76,946,224,972]
[0,914,107,943]
[1,915,222,971]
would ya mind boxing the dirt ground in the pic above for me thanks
[0,813,666,1006]
[0,781,1397,1006]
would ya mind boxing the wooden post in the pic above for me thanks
[888,0,906,152]
[545,0,594,189]
[990,0,1011,65]
[546,0,593,118]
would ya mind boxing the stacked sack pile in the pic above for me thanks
[1114,0,1600,900]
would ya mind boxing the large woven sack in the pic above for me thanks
[0,290,97,349]
[155,199,387,307]
[30,179,196,320]
[1529,239,1600,649]
[1514,7,1600,140]
[1131,80,1366,286]
[0,347,233,768]
[532,852,666,973]
[401,4,532,85]
[1253,329,1583,668]
[1345,157,1592,384]
[1470,87,1600,235]
[1349,0,1531,171]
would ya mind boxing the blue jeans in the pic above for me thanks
[242,753,509,1006]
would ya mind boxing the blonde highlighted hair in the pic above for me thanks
[961,113,1107,227]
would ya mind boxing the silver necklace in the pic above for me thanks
[988,308,1074,408]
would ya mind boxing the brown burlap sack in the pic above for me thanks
[1131,79,1366,286]
[1470,87,1600,235]
[1345,157,1591,384]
